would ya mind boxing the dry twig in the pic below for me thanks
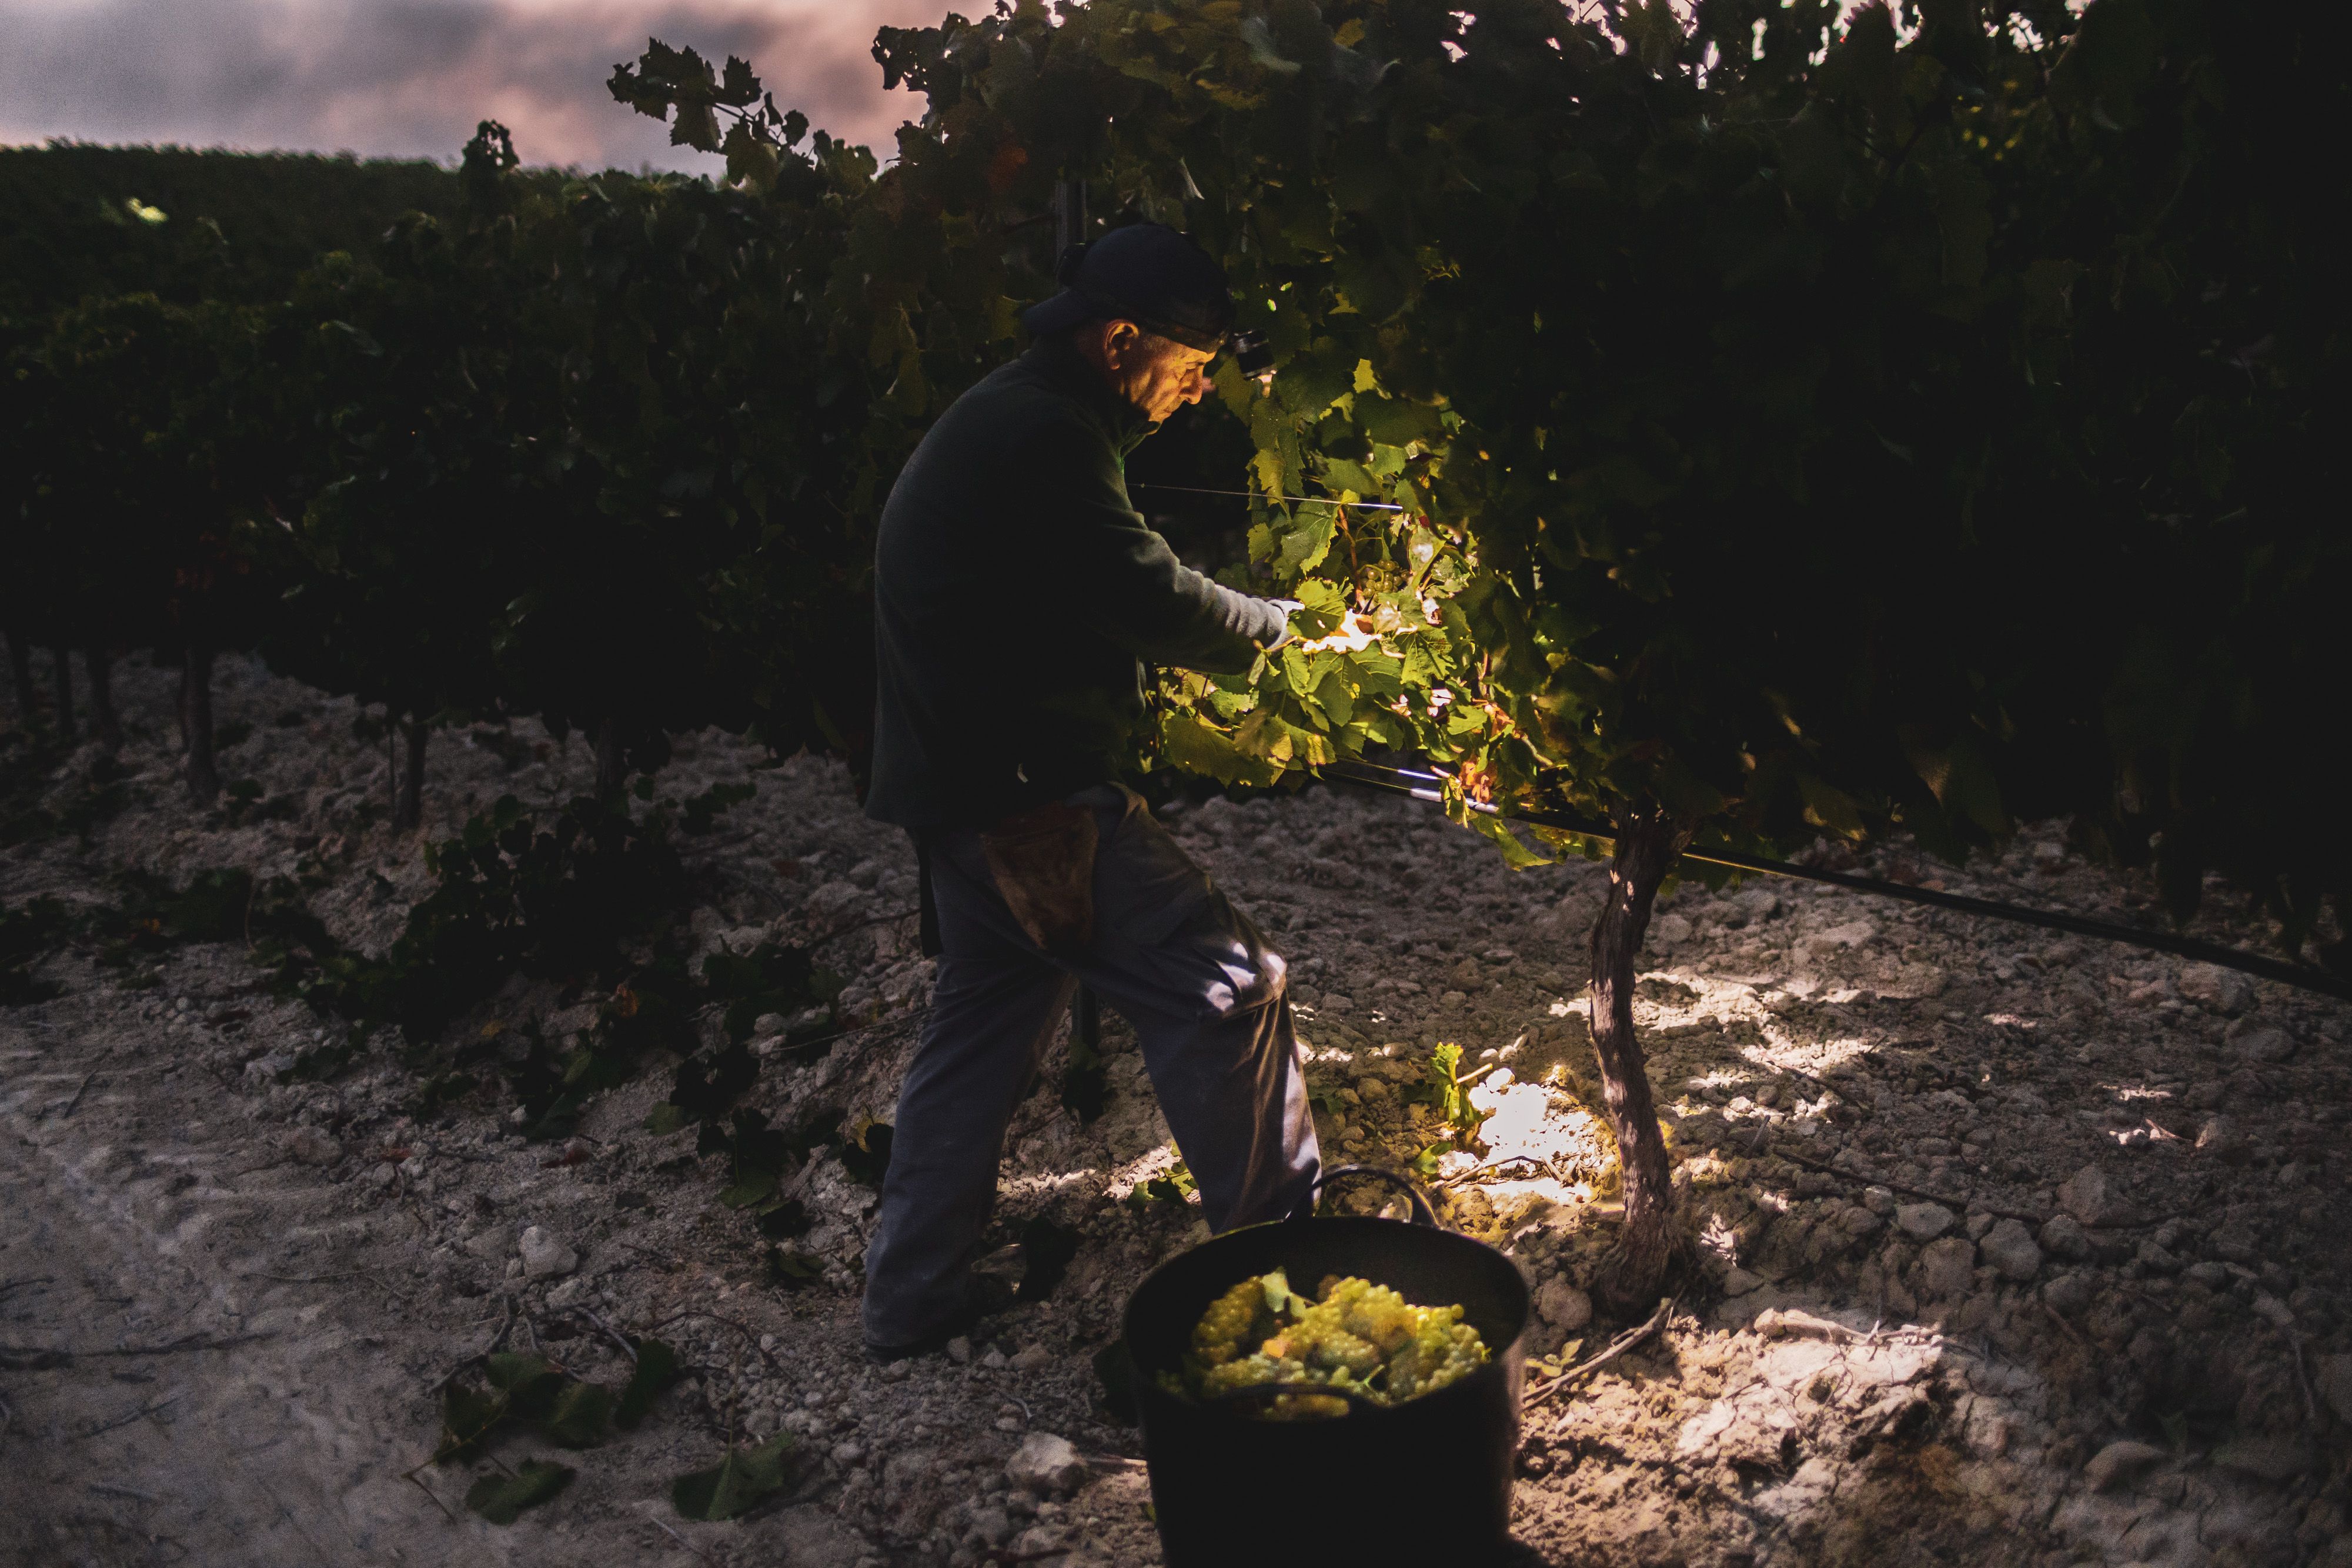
[0,1331,271,1365]
[1523,1296,1673,1408]
[81,1393,180,1438]
[646,1310,783,1369]
[2040,1299,2089,1348]
[567,1305,639,1364]
[406,1470,457,1525]
[1763,1145,2045,1225]
[46,1054,111,1121]
[651,1514,716,1564]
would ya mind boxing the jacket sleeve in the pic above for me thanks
[1016,414,1288,674]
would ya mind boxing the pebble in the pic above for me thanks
[2230,1024,2297,1064]
[2043,1272,2094,1315]
[831,1440,867,1466]
[1895,1202,1954,1241]
[283,1126,342,1166]
[517,1225,577,1279]
[2194,1115,2247,1162]
[1918,1236,1976,1298]
[543,1275,592,1310]
[1978,1218,2043,1281]
[2037,1213,2092,1261]
[1535,1276,1593,1332]
[1005,1433,1088,1496]
[2210,1435,2315,1483]
[2084,1439,2167,1492]
[2177,962,2254,1015]
[2316,1355,2352,1425]
[2057,1165,2121,1227]
[947,1336,972,1365]
[968,1507,1014,1547]
[1010,1345,1053,1372]
[1720,1266,1764,1298]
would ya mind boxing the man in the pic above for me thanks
[861,222,1320,1359]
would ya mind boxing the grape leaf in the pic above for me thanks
[615,1338,681,1430]
[671,1433,797,1522]
[466,1459,574,1524]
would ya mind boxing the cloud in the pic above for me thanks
[0,0,951,170]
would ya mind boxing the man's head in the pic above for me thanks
[1021,221,1234,423]
[1072,319,1217,423]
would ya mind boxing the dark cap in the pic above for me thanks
[1020,222,1235,353]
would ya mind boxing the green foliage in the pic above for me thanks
[0,896,71,1005]
[4,293,286,690]
[1126,1161,1197,1213]
[305,792,694,1042]
[837,1118,896,1188]
[465,1460,574,1525]
[0,745,138,850]
[671,1433,797,1523]
[0,143,463,319]
[1414,1042,1492,1147]
[765,1245,826,1290]
[615,1337,683,1430]
[435,1338,679,1465]
[756,0,2344,956]
[9,0,2345,1024]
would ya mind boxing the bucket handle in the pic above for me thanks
[1298,1163,1438,1228]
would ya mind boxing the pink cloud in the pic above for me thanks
[0,0,955,169]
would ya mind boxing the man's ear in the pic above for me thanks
[1101,319,1144,368]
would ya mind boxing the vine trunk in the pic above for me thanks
[595,717,624,800]
[51,646,73,737]
[179,642,219,804]
[86,647,120,751]
[5,628,33,726]
[395,716,428,831]
[1586,804,1690,1314]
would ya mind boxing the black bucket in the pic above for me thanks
[1122,1168,1530,1567]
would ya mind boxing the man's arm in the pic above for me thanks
[1021,416,1287,673]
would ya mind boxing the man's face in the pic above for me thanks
[1083,320,1217,423]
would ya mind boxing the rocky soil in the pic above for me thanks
[3,651,2348,1568]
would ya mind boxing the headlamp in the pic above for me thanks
[1228,330,1275,387]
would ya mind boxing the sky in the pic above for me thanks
[0,0,956,171]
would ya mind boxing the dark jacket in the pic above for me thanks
[867,338,1285,830]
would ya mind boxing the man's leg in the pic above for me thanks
[1071,789,1320,1232]
[1124,977,1318,1232]
[861,834,1075,1350]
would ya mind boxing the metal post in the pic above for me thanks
[1053,178,1089,260]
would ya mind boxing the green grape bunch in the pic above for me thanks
[1167,1268,1488,1421]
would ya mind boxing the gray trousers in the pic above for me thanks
[861,784,1320,1348]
